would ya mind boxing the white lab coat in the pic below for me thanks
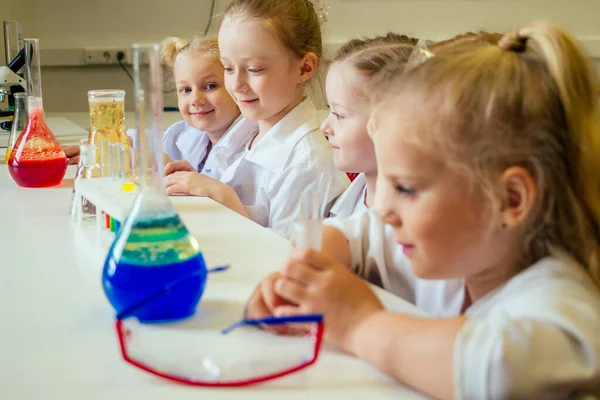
[328,173,368,218]
[323,210,600,400]
[161,120,208,170]
[201,117,257,180]
[219,98,350,238]
[127,115,257,180]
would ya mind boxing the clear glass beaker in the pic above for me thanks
[5,92,28,164]
[101,43,207,323]
[70,139,102,220]
[7,38,67,188]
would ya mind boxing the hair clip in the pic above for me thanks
[308,0,330,29]
[406,39,435,69]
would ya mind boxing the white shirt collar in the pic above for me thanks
[244,98,319,171]
[212,114,256,152]
[329,173,368,218]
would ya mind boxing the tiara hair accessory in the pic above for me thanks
[308,0,330,28]
[406,39,434,69]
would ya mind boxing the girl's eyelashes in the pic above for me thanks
[177,82,221,93]
[326,105,346,120]
[395,184,417,196]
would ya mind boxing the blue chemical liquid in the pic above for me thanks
[102,212,207,322]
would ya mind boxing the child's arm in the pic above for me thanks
[164,171,249,218]
[209,182,250,218]
[349,311,464,400]
[274,248,600,399]
[318,225,352,267]
[272,247,461,400]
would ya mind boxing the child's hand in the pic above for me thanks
[246,272,295,334]
[164,171,220,197]
[274,248,384,352]
[165,160,196,175]
[165,172,248,218]
[62,145,80,165]
[246,272,286,319]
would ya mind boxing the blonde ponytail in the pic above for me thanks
[160,36,220,68]
[161,37,190,68]
[510,21,600,284]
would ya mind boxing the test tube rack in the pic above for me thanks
[73,177,137,248]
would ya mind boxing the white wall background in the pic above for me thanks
[5,0,600,111]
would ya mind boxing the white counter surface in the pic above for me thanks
[0,166,429,400]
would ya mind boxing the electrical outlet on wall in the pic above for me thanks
[85,48,130,65]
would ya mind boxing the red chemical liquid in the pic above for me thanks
[9,157,68,188]
[8,107,68,188]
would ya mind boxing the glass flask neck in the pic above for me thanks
[27,96,44,118]
[24,38,43,103]
[133,44,168,199]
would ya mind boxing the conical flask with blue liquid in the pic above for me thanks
[102,43,207,322]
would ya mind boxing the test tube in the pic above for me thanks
[122,147,137,192]
[99,140,109,177]
[292,189,323,250]
[129,147,136,181]
[107,142,115,178]
[109,142,121,180]
[116,143,126,180]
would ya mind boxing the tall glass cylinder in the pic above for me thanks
[7,39,67,188]
[87,89,128,173]
[25,39,42,101]
[3,21,22,66]
[101,44,207,323]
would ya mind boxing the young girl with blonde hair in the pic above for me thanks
[155,36,258,179]
[323,33,416,218]
[248,21,600,399]
[165,0,349,238]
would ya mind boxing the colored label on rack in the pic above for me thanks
[114,219,121,233]
[105,213,110,229]
[122,182,135,192]
[110,217,115,232]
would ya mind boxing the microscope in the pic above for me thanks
[1,21,27,132]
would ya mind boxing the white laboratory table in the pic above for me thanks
[0,166,429,400]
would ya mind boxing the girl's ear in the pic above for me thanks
[298,52,318,85]
[498,166,536,228]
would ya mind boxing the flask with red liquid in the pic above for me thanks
[8,38,67,188]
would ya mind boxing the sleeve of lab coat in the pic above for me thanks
[161,121,186,161]
[266,164,348,239]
